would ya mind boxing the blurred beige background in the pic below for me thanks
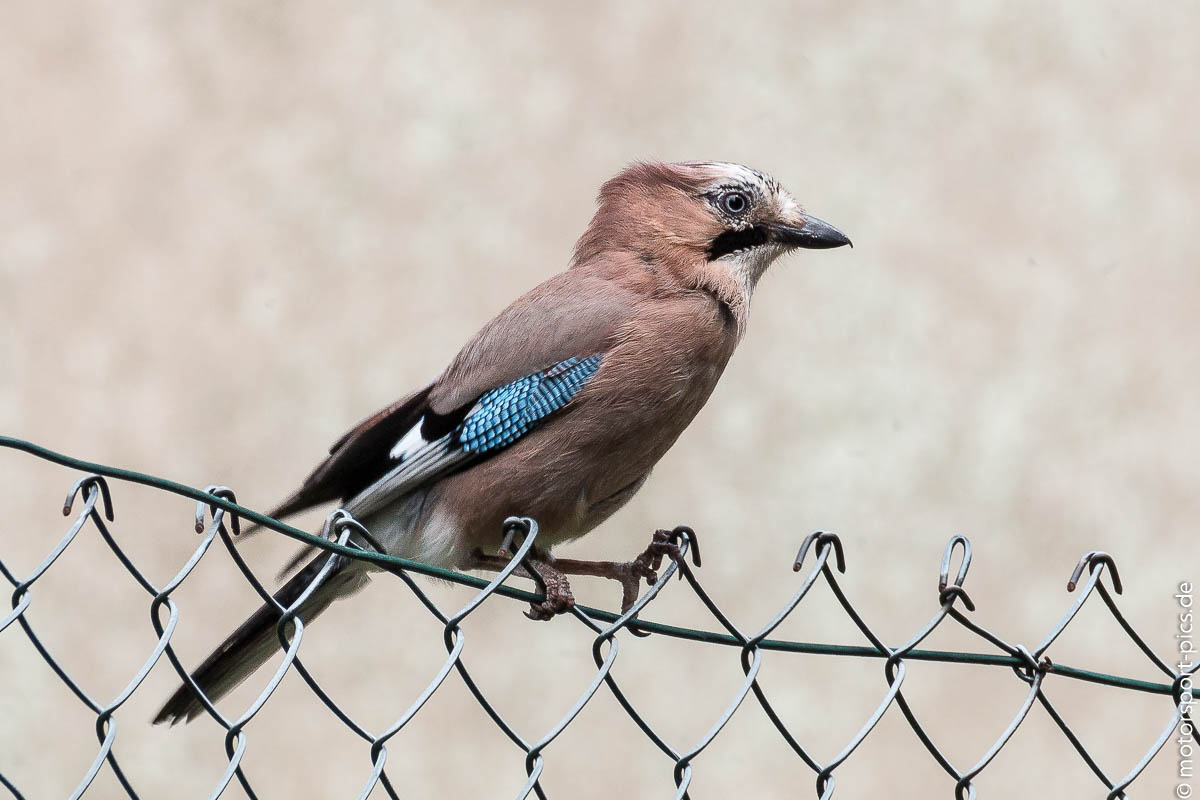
[1,1,1197,797]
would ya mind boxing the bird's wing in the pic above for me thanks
[262,269,637,527]
[342,352,605,520]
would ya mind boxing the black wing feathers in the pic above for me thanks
[264,383,434,522]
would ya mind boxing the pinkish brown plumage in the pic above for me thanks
[155,161,850,724]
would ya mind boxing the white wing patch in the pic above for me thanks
[389,418,432,461]
[347,432,472,521]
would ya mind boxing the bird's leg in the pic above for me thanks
[470,528,696,619]
[545,527,698,615]
[469,549,577,620]
[544,553,660,615]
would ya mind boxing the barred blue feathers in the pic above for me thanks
[459,355,602,454]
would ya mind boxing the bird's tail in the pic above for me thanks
[154,553,369,725]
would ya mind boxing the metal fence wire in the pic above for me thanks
[0,436,1194,799]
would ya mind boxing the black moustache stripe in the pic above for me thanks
[707,226,768,260]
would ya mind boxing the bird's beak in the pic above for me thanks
[770,213,852,250]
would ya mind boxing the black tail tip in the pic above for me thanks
[152,691,201,726]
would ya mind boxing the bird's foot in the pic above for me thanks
[545,553,656,616]
[521,558,576,620]
[469,526,698,622]
[546,526,700,616]
[628,526,699,588]
[468,548,577,620]
[620,526,700,613]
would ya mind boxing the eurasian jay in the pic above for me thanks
[155,161,850,724]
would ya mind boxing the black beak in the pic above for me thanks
[770,213,852,250]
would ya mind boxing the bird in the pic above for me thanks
[154,160,851,725]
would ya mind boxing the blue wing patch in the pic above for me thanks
[458,355,602,454]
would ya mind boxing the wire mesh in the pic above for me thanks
[0,436,1194,799]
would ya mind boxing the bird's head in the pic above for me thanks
[573,161,850,327]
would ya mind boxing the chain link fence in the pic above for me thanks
[0,436,1194,799]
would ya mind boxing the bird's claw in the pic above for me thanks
[615,528,695,634]
[524,594,575,620]
[522,558,576,621]
[608,560,658,616]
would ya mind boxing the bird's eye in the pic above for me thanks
[720,191,748,215]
